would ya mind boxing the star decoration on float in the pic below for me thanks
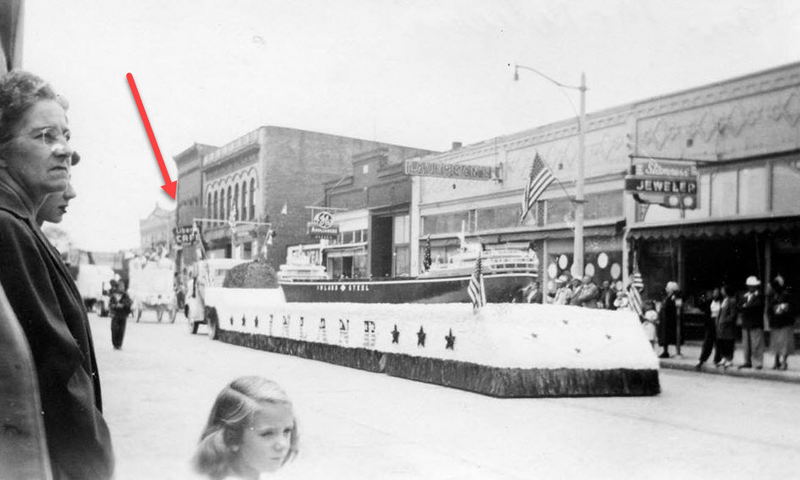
[391,324,400,344]
[417,326,426,347]
[445,329,456,350]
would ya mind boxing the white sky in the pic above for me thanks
[20,0,800,251]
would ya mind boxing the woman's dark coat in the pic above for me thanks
[658,293,679,346]
[0,181,114,480]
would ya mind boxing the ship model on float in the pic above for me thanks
[277,239,539,304]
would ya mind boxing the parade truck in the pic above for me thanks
[127,257,176,323]
[72,264,117,316]
[185,258,248,335]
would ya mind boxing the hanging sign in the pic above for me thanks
[308,211,339,238]
[625,158,699,209]
[173,225,199,245]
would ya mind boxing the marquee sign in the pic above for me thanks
[404,159,494,180]
[625,158,699,209]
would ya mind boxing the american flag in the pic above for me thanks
[519,153,556,223]
[468,252,486,311]
[628,270,644,318]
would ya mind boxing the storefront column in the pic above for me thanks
[542,239,549,299]
[409,175,421,275]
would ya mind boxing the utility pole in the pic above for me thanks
[574,72,587,277]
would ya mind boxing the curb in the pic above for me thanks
[660,361,800,384]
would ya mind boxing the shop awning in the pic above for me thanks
[324,244,367,258]
[627,215,800,240]
[499,221,625,243]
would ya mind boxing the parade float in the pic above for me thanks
[278,238,540,304]
[201,269,660,398]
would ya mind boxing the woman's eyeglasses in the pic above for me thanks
[33,126,71,147]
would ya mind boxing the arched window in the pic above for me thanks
[249,178,256,220]
[233,184,239,220]
[207,193,212,217]
[212,191,218,220]
[226,186,232,221]
[241,181,248,221]
[220,189,226,222]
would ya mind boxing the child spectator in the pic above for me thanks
[193,377,298,480]
[642,308,658,350]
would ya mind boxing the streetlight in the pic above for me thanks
[513,64,587,278]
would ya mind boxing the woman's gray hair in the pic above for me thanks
[0,70,68,144]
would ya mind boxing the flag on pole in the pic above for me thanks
[519,153,556,223]
[423,235,432,271]
[467,252,486,311]
[192,222,207,260]
[628,270,644,318]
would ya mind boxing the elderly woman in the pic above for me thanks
[657,281,681,358]
[0,71,113,480]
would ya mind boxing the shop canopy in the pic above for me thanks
[627,215,800,240]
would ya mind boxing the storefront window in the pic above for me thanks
[354,254,368,278]
[772,159,800,213]
[422,211,469,235]
[342,231,354,244]
[738,166,767,215]
[394,246,410,276]
[545,198,573,226]
[475,205,520,231]
[393,215,410,244]
[584,190,624,220]
[710,170,736,217]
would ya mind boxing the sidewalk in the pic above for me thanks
[658,341,800,384]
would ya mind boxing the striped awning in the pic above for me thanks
[628,215,800,240]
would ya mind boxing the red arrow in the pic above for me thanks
[126,73,177,199]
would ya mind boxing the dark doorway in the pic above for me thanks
[684,236,760,294]
[370,216,393,278]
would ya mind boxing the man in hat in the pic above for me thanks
[739,275,765,369]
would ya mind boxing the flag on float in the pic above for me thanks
[519,152,555,223]
[423,235,432,271]
[468,251,486,311]
[628,270,644,318]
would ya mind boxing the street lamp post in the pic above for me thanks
[514,64,587,277]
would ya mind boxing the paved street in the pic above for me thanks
[94,312,800,480]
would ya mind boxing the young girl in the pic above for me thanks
[193,377,299,480]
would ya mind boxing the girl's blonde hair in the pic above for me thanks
[192,376,299,479]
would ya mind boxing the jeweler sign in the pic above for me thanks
[625,158,699,209]
[404,159,494,180]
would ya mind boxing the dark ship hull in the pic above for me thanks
[279,273,536,303]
